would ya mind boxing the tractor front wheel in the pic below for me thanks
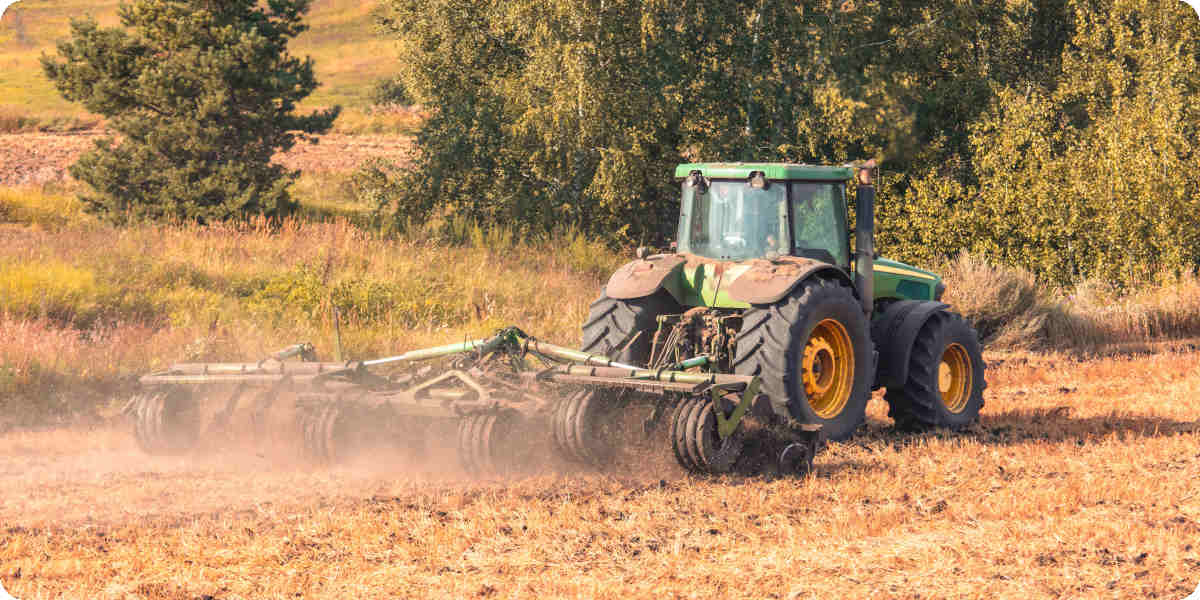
[733,278,874,441]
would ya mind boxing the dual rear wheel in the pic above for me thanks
[885,312,986,430]
[734,279,986,437]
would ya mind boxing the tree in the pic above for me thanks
[378,0,1200,286]
[880,0,1200,285]
[374,0,898,243]
[42,0,339,223]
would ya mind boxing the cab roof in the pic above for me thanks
[674,162,854,181]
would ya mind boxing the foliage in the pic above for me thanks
[373,0,894,244]
[349,158,422,230]
[882,0,1200,286]
[376,0,1200,284]
[40,0,340,222]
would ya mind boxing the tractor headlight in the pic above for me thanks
[934,281,947,301]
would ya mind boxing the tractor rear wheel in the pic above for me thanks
[732,278,873,441]
[581,289,680,365]
[885,312,985,430]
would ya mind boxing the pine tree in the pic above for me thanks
[42,0,339,223]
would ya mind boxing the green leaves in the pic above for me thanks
[377,0,1197,285]
[41,0,339,223]
[375,0,892,244]
[888,0,1200,286]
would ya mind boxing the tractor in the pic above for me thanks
[558,160,985,468]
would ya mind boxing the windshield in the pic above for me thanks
[677,180,788,260]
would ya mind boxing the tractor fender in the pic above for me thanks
[727,257,853,305]
[605,254,686,300]
[872,300,950,389]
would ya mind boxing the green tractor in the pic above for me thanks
[571,161,985,463]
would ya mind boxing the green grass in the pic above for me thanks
[0,0,400,131]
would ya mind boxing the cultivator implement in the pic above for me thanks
[126,327,822,476]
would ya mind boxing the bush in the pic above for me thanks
[349,158,430,231]
[369,77,412,107]
[939,253,1043,344]
[941,252,1200,353]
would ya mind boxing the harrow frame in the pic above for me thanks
[128,327,820,475]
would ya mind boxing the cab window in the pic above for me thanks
[790,182,849,266]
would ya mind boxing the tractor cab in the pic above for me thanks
[676,164,852,267]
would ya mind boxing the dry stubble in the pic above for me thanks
[0,350,1199,599]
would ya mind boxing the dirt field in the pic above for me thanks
[0,132,412,186]
[0,350,1198,599]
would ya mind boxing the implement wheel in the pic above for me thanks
[457,410,523,475]
[670,396,742,474]
[733,278,874,440]
[581,289,680,364]
[885,312,986,430]
[131,387,198,455]
[552,390,619,466]
[300,398,355,464]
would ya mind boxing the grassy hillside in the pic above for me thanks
[0,0,400,131]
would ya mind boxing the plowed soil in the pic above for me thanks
[1,350,1199,599]
[0,132,413,186]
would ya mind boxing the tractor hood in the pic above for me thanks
[605,254,942,307]
[868,257,942,302]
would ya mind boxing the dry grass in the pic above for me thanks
[0,351,1198,599]
[0,185,624,426]
[5,187,1200,426]
[941,253,1200,353]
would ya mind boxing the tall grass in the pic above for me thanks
[940,253,1200,352]
[5,186,1200,425]
[0,186,625,426]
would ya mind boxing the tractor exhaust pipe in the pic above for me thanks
[854,160,876,316]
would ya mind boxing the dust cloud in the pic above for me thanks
[0,391,686,530]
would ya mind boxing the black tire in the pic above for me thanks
[885,312,986,430]
[732,278,874,441]
[581,289,680,365]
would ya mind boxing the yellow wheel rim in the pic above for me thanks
[801,319,855,419]
[939,343,972,413]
